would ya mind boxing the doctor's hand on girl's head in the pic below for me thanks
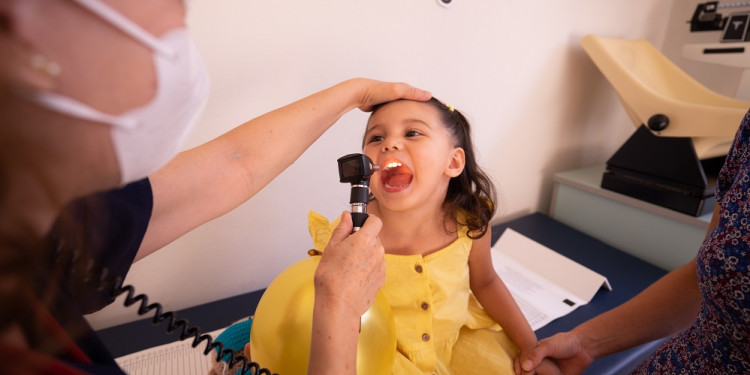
[315,211,385,316]
[351,78,432,112]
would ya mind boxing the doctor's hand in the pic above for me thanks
[515,332,595,375]
[309,213,385,375]
[348,78,432,112]
[315,211,386,316]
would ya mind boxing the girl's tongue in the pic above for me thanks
[379,160,413,191]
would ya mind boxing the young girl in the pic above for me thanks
[309,98,549,374]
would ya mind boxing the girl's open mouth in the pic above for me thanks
[379,159,413,192]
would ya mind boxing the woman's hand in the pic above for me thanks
[308,212,385,375]
[515,332,595,375]
[315,211,386,316]
[347,78,432,112]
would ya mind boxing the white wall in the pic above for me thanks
[87,0,674,329]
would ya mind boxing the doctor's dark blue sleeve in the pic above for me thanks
[46,178,153,314]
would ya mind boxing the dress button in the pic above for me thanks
[422,333,430,341]
[421,302,429,310]
[414,264,423,273]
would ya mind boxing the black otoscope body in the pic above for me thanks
[337,153,378,232]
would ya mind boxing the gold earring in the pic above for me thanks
[30,54,61,77]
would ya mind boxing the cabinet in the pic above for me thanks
[550,165,712,270]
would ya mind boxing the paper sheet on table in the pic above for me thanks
[115,328,224,375]
[491,228,611,330]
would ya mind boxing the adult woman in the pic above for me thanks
[0,0,430,373]
[518,109,750,374]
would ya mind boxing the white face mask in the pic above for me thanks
[26,0,210,184]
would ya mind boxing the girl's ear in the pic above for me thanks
[445,147,466,178]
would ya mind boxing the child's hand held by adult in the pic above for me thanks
[519,332,594,375]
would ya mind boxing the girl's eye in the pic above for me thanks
[406,130,422,137]
[367,135,384,143]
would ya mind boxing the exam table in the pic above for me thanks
[97,213,668,374]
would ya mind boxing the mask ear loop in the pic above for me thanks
[69,0,176,57]
[23,89,139,129]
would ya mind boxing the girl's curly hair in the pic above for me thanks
[368,98,497,239]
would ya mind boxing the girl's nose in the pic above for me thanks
[382,140,400,152]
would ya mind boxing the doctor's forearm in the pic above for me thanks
[136,79,428,260]
[135,80,351,259]
[308,293,360,375]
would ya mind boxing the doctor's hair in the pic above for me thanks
[0,152,76,358]
[368,98,497,239]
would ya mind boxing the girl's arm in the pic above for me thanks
[468,226,537,352]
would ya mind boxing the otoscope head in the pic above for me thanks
[337,153,377,184]
[337,153,376,232]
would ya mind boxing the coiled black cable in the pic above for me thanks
[111,279,277,375]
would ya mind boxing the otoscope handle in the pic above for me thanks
[350,183,370,232]
[351,211,368,232]
[350,184,370,206]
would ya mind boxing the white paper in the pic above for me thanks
[491,229,611,330]
[115,328,224,375]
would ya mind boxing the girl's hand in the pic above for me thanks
[516,349,564,375]
[516,332,595,375]
[532,358,563,375]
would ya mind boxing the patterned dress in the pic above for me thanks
[631,109,750,374]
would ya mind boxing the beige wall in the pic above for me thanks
[87,0,677,329]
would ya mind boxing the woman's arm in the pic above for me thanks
[517,257,702,375]
[518,204,718,374]
[469,226,538,352]
[308,212,386,374]
[135,79,430,261]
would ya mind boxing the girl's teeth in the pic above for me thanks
[384,161,402,170]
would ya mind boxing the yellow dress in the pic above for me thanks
[308,212,518,375]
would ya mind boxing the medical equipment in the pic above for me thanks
[110,281,275,375]
[580,33,750,216]
[106,154,379,374]
[337,153,378,232]
[248,153,393,374]
[684,1,750,100]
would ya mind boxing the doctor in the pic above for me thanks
[0,0,430,374]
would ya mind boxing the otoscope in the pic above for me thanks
[337,153,378,232]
